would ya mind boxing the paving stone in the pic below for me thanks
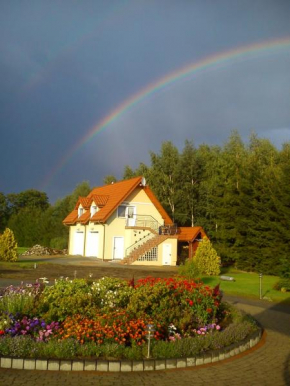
[60,360,72,371]
[108,361,121,372]
[97,360,109,372]
[23,359,35,370]
[176,358,187,368]
[120,361,132,372]
[166,359,177,369]
[48,360,60,371]
[132,361,144,371]
[0,358,12,369]
[155,360,166,370]
[35,359,48,370]
[84,360,96,371]
[72,360,84,371]
[144,360,155,371]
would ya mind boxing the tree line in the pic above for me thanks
[1,131,289,275]
[0,182,91,250]
[112,131,290,276]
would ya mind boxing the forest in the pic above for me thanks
[1,131,289,275]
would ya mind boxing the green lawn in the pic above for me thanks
[201,268,290,304]
[17,247,29,255]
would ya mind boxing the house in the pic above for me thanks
[63,176,207,266]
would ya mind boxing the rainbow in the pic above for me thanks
[40,37,290,191]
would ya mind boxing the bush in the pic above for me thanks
[90,277,134,311]
[0,228,18,261]
[35,278,93,322]
[273,278,290,292]
[127,277,222,332]
[279,257,290,279]
[193,238,221,276]
[50,237,67,250]
[178,258,200,279]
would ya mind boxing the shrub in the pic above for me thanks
[178,258,200,279]
[193,238,221,276]
[35,278,93,322]
[50,237,67,250]
[279,257,290,279]
[0,228,18,261]
[127,277,222,333]
[273,278,290,292]
[90,277,134,311]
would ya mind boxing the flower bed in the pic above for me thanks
[0,276,260,361]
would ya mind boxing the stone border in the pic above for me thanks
[0,329,262,372]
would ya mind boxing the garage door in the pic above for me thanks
[73,231,84,256]
[86,231,99,257]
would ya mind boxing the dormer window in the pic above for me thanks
[90,205,97,217]
[78,207,83,218]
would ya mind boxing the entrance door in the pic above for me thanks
[113,237,124,260]
[86,231,99,257]
[162,243,172,265]
[73,231,84,256]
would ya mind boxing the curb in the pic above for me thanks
[0,329,262,372]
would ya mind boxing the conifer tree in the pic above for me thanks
[193,238,220,276]
[0,228,18,262]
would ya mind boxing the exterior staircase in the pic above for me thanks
[121,234,169,265]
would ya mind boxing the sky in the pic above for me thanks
[0,0,290,203]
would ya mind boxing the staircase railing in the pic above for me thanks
[125,232,155,257]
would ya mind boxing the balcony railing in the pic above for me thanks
[125,214,161,233]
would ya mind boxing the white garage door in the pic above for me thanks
[73,231,84,256]
[86,231,99,257]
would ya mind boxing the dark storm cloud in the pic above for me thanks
[0,0,289,202]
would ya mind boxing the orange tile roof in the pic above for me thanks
[177,226,207,242]
[91,194,109,208]
[63,210,78,225]
[74,197,91,210]
[63,176,175,226]
[78,211,91,224]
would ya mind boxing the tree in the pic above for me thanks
[149,141,180,221]
[103,175,117,185]
[0,192,8,233]
[7,189,49,216]
[193,238,220,276]
[176,140,200,226]
[67,181,91,212]
[0,228,18,261]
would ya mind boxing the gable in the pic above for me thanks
[63,176,173,226]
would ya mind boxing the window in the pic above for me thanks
[90,205,97,217]
[138,247,158,262]
[78,207,83,218]
[118,205,127,218]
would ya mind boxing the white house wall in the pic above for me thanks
[68,187,175,263]
[131,237,178,266]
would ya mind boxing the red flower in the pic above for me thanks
[0,330,5,335]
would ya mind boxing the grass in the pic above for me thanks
[200,268,290,303]
[17,247,29,255]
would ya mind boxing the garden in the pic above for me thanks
[0,275,259,361]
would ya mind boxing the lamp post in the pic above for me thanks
[146,324,155,358]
